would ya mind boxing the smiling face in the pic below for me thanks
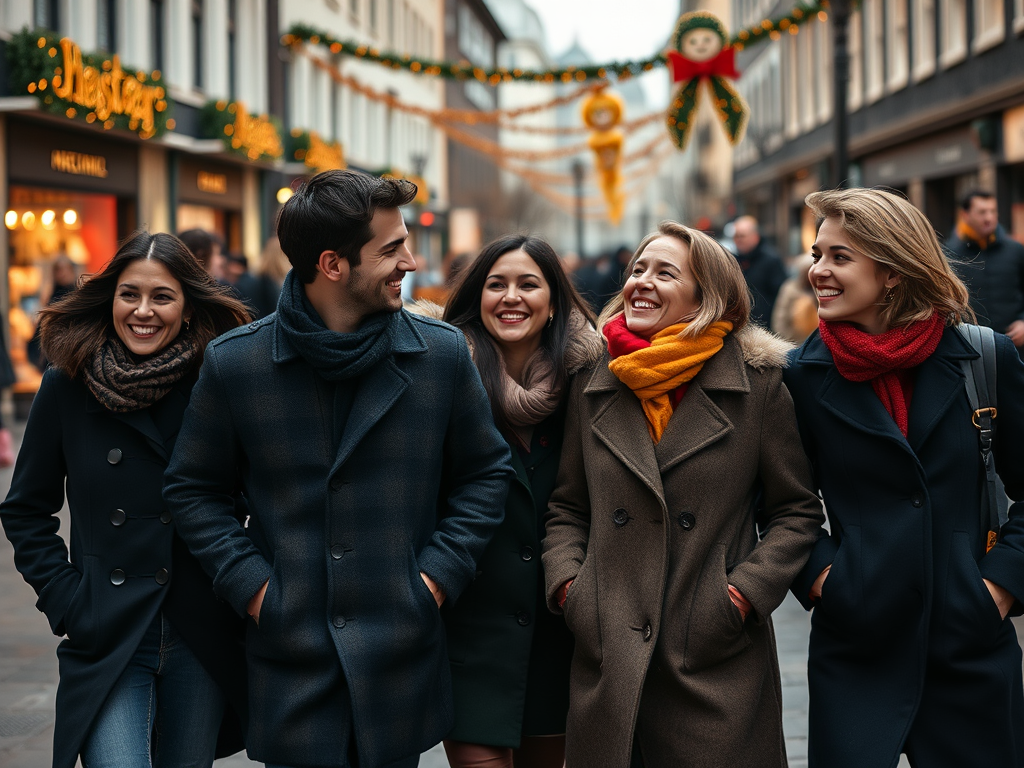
[623,236,701,338]
[680,28,724,62]
[343,206,415,319]
[112,259,188,357]
[480,249,553,357]
[810,217,899,334]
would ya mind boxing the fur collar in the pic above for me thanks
[734,323,794,370]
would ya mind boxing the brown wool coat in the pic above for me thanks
[542,325,824,768]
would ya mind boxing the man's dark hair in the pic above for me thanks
[961,189,996,211]
[177,228,217,269]
[276,170,417,283]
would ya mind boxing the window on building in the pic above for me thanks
[228,0,238,99]
[784,35,801,138]
[939,0,967,67]
[864,0,885,102]
[1015,0,1024,34]
[150,0,165,71]
[369,0,378,36]
[33,0,60,31]
[97,0,117,52]
[816,17,833,122]
[458,4,495,67]
[849,10,864,111]
[798,22,816,133]
[913,0,936,80]
[387,0,395,42]
[192,0,205,90]
[973,0,1005,51]
[331,82,341,142]
[350,0,359,23]
[887,0,909,90]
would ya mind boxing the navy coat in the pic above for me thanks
[785,327,1024,768]
[0,368,246,768]
[164,309,513,768]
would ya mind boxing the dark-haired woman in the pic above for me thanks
[0,231,252,768]
[433,235,603,768]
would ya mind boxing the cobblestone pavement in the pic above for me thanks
[0,419,1010,767]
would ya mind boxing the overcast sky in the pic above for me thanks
[519,0,681,107]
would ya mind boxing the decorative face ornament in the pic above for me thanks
[679,27,724,62]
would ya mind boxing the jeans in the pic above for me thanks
[81,613,224,768]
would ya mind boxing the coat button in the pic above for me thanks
[110,508,126,526]
[642,623,653,641]
[538,435,550,448]
[613,508,629,526]
[678,512,696,530]
[154,568,169,585]
[520,546,534,561]
[333,615,346,628]
[911,494,924,508]
[331,544,345,560]
[160,511,172,524]
[110,568,126,586]
[107,448,122,465]
[516,611,531,626]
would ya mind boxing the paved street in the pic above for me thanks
[0,417,1008,767]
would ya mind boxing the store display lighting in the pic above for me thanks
[4,211,17,229]
[63,209,78,226]
[21,211,35,230]
[41,209,56,229]
[276,187,294,203]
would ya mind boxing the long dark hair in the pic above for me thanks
[444,234,595,437]
[38,230,252,378]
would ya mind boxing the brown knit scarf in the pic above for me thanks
[84,335,198,412]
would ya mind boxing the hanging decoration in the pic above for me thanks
[581,88,625,224]
[665,12,749,151]
[200,100,284,161]
[7,29,173,138]
[282,0,827,85]
[287,128,346,172]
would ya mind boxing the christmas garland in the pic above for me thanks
[283,0,827,84]
[7,28,173,138]
[200,100,284,161]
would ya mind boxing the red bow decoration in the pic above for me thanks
[667,48,740,82]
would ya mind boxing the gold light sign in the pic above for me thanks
[197,171,227,194]
[51,38,166,136]
[224,102,283,161]
[50,149,109,178]
[304,132,346,173]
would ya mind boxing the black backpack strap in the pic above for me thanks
[957,324,1008,551]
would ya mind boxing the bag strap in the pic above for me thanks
[957,324,1008,551]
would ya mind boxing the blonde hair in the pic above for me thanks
[805,188,973,328]
[597,221,750,337]
[257,236,291,285]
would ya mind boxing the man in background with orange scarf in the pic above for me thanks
[947,189,1024,351]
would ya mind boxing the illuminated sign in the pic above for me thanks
[223,102,283,161]
[50,149,109,178]
[303,132,345,173]
[197,171,227,194]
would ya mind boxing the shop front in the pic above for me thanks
[1002,104,1024,244]
[5,116,139,393]
[176,156,244,253]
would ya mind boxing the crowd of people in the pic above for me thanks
[1,169,1023,768]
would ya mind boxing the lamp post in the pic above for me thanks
[831,0,851,188]
[571,158,585,258]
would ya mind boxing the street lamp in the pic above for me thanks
[831,0,851,188]
[571,158,585,259]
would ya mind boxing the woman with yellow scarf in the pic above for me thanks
[542,221,824,768]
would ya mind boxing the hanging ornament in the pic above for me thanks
[581,87,625,225]
[665,12,749,151]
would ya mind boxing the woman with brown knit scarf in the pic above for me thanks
[542,221,824,768]
[0,231,251,768]
[434,234,603,768]
[785,188,1024,768]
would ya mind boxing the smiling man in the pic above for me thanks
[165,170,513,768]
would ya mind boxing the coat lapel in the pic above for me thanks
[654,334,748,475]
[86,383,190,460]
[585,363,665,505]
[906,327,976,452]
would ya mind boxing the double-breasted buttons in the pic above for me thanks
[678,512,696,530]
[110,508,127,526]
[911,494,924,508]
[330,544,345,560]
[516,611,531,626]
[160,511,172,524]
[613,508,629,526]
[110,569,126,586]
[155,568,169,585]
[107,448,122,465]
[520,546,534,561]
[333,615,346,628]
[642,622,653,642]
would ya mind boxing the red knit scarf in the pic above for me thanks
[818,313,945,436]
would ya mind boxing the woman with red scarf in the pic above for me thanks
[542,221,823,767]
[786,188,1024,768]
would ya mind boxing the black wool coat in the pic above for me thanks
[947,228,1024,339]
[164,310,513,768]
[785,327,1024,768]
[0,368,247,768]
[443,407,574,747]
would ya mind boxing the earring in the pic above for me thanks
[184,318,191,331]
[547,313,554,327]
[884,286,896,303]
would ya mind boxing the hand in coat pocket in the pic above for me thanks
[983,578,1013,620]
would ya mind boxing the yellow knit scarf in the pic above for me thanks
[608,321,733,443]
[957,220,996,250]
